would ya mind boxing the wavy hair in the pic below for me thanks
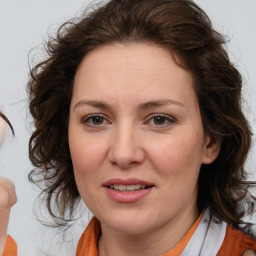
[28,0,254,231]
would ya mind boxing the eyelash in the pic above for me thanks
[81,114,176,127]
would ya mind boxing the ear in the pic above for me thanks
[202,135,221,164]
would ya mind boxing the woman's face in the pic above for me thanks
[69,43,219,235]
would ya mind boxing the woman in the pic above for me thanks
[3,0,256,255]
[0,112,17,256]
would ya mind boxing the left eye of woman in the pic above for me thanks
[147,115,175,126]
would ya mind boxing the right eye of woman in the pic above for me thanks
[82,114,109,126]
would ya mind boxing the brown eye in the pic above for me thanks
[91,116,104,125]
[153,116,167,125]
[84,115,107,126]
[147,114,175,127]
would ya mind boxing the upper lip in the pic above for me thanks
[103,178,154,187]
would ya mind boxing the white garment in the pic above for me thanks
[181,208,227,256]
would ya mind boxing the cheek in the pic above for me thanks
[68,128,106,177]
[148,133,204,177]
[70,144,95,173]
[68,128,106,205]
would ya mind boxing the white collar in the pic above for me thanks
[181,208,227,256]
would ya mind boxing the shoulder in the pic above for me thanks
[217,225,256,256]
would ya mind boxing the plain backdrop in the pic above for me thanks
[0,0,256,255]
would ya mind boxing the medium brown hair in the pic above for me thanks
[28,0,254,231]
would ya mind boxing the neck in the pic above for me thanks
[98,206,199,256]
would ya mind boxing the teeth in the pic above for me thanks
[127,185,136,191]
[135,184,141,190]
[109,184,146,191]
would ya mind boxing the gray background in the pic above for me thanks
[0,0,256,255]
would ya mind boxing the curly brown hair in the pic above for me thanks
[28,0,254,230]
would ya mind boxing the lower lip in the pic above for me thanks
[104,187,154,203]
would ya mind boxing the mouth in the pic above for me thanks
[107,184,154,192]
[103,178,154,202]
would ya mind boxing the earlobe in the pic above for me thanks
[202,135,221,164]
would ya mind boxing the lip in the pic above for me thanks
[103,178,153,187]
[103,178,154,203]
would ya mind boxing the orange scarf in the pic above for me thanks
[76,213,203,256]
[3,235,17,256]
[217,226,256,256]
[76,213,256,256]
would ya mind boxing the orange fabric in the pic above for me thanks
[76,213,203,256]
[217,226,256,256]
[76,217,100,256]
[3,235,17,256]
[76,214,256,256]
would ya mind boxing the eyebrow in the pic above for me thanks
[73,100,110,111]
[73,100,111,110]
[73,99,185,111]
[138,99,185,110]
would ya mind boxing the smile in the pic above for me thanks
[103,179,154,203]
[109,184,148,191]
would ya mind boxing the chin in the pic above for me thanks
[100,212,157,235]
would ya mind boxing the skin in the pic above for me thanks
[0,118,17,254]
[0,178,17,255]
[242,250,256,256]
[0,117,6,145]
[69,43,220,256]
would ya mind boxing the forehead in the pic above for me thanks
[76,42,191,80]
[72,43,196,107]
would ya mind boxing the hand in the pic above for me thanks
[242,249,256,256]
[0,178,17,255]
[0,178,17,210]
[0,117,7,145]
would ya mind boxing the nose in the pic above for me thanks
[107,124,145,168]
